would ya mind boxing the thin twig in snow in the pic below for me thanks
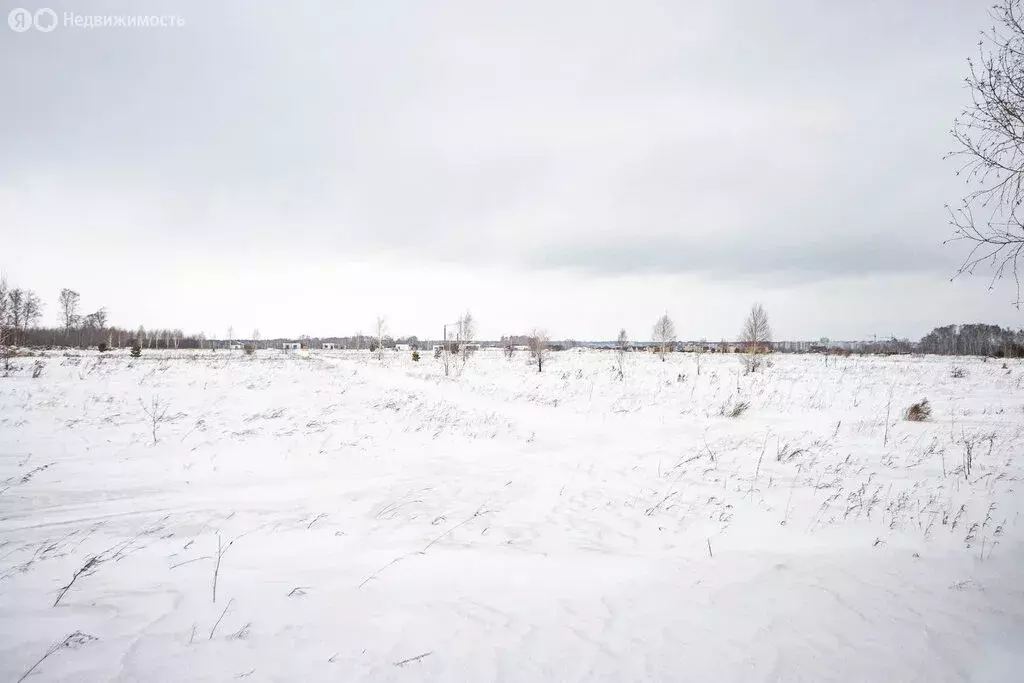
[209,598,234,640]
[211,523,269,603]
[394,651,432,667]
[170,555,211,570]
[749,432,770,498]
[54,556,101,607]
[420,505,486,554]
[359,505,489,589]
[18,631,97,683]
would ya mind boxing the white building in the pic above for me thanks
[395,343,412,352]
[322,343,337,350]
[281,342,301,350]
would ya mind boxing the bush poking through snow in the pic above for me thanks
[32,360,44,379]
[905,399,932,422]
[98,342,109,353]
[951,366,967,379]
[243,343,255,356]
[130,340,142,358]
[412,350,420,362]
[720,400,750,418]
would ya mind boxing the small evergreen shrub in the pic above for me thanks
[130,340,142,358]
[412,350,420,362]
[98,342,109,353]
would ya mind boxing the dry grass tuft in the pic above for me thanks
[905,398,932,422]
[720,400,750,418]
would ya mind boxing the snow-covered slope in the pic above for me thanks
[2,350,1022,681]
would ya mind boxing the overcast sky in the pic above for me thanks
[1,0,1018,340]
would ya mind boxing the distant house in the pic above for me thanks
[228,343,243,350]
[395,343,412,352]
[322,342,337,350]
[281,342,301,350]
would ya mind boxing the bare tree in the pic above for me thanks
[58,289,80,338]
[740,303,772,373]
[252,328,260,350]
[23,291,42,330]
[455,310,475,373]
[7,289,24,344]
[652,312,676,361]
[5,289,44,346]
[695,337,707,376]
[140,396,170,444]
[82,309,107,339]
[616,328,628,378]
[528,328,549,372]
[0,275,10,371]
[375,316,387,361]
[457,311,474,351]
[948,0,1024,302]
[440,317,462,377]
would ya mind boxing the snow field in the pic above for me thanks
[1,349,1023,681]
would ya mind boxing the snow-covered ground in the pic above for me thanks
[1,349,1022,681]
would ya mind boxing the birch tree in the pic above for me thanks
[529,328,549,373]
[652,312,675,361]
[58,288,80,339]
[0,276,9,370]
[740,303,772,373]
[375,316,387,361]
[616,328,628,378]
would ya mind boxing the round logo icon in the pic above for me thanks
[33,8,57,32]
[8,8,32,32]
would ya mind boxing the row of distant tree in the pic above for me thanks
[1,275,1022,360]
[918,324,1024,357]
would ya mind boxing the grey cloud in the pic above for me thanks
[0,0,1001,327]
[526,235,951,281]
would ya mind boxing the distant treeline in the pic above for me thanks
[2,278,1023,358]
[8,325,1024,358]
[918,324,1024,357]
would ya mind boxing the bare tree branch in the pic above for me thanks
[949,0,1024,304]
